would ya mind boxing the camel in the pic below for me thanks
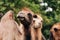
[0,10,21,40]
[17,7,34,40]
[31,14,46,40]
[49,22,60,40]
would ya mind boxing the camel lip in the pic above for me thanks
[17,16,25,21]
[19,17,24,18]
[17,15,24,18]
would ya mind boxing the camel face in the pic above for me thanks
[50,23,60,40]
[30,14,46,40]
[17,8,33,27]
[17,7,34,40]
[33,14,43,28]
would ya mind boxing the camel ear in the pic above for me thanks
[49,32,54,40]
[0,13,3,18]
[33,14,37,18]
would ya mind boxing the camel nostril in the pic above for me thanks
[33,20,35,22]
[54,28,58,32]
[39,23,41,24]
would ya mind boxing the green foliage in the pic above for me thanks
[41,0,60,39]
[0,0,60,39]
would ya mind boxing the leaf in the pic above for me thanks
[10,3,15,7]
[0,2,4,5]
[0,7,6,11]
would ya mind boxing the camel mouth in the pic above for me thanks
[17,16,25,21]
[20,17,25,20]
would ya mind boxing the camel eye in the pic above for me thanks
[28,13,32,16]
[28,13,32,20]
[54,28,58,32]
[33,15,37,18]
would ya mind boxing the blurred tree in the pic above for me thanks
[40,0,60,39]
